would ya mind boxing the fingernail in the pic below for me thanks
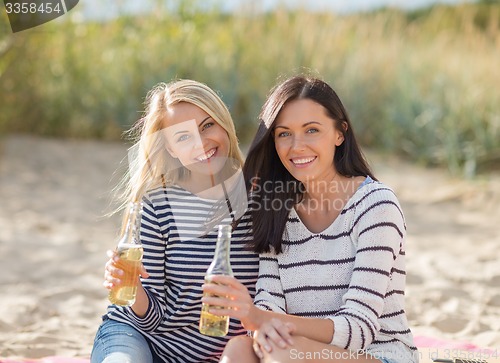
[279,341,286,348]
[288,338,294,345]
[265,345,271,352]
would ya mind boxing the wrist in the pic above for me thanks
[243,305,264,331]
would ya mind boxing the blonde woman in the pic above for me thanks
[91,80,259,363]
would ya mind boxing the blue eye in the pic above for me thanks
[201,122,214,131]
[307,128,319,134]
[277,131,291,138]
[176,134,190,142]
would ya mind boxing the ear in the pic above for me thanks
[335,133,344,146]
[335,121,347,146]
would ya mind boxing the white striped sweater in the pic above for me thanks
[105,185,259,363]
[254,178,419,362]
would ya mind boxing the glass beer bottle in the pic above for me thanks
[108,201,144,306]
[199,224,233,337]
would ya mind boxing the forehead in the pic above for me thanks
[164,102,210,128]
[276,99,330,126]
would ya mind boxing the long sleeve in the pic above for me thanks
[329,187,406,351]
[104,185,260,362]
[126,194,167,332]
[254,252,286,313]
[260,180,417,362]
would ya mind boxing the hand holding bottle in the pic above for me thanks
[199,225,234,336]
[106,202,145,306]
[103,249,149,291]
[201,274,259,330]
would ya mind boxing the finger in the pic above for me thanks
[207,275,245,289]
[263,324,288,349]
[254,331,272,353]
[202,283,251,304]
[140,264,149,278]
[104,270,121,287]
[266,318,296,346]
[201,296,241,312]
[252,341,264,359]
[201,283,236,299]
[103,280,113,290]
[276,323,297,346]
[284,322,296,345]
[270,318,295,346]
[106,250,119,262]
[106,264,124,278]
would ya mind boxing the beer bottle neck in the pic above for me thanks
[119,202,143,246]
[207,225,232,276]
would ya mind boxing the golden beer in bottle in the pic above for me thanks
[108,202,144,306]
[199,224,233,337]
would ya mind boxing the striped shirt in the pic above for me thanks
[254,177,419,362]
[106,185,259,363]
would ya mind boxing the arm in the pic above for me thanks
[328,188,406,350]
[126,194,168,332]
[253,251,335,343]
[203,251,335,344]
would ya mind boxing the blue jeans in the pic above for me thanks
[91,316,163,363]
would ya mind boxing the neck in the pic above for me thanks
[180,164,236,197]
[301,171,341,202]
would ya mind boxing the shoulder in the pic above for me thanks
[355,179,401,206]
[352,179,405,223]
[142,185,196,211]
[144,184,199,203]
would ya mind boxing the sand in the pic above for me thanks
[0,135,499,360]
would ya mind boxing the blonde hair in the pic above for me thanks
[116,79,244,219]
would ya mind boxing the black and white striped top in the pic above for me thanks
[254,177,419,362]
[106,185,259,363]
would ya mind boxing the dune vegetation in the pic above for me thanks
[0,0,499,175]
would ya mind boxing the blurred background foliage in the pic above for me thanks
[0,0,499,175]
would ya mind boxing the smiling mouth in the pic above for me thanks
[291,156,316,166]
[196,148,217,162]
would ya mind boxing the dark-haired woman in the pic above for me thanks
[202,75,418,363]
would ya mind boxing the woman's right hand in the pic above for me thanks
[103,250,122,290]
[201,275,260,330]
[103,250,149,290]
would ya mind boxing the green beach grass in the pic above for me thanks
[0,1,499,175]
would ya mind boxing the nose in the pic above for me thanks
[290,135,306,152]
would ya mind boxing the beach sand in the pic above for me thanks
[0,135,499,360]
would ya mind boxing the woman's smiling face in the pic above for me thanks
[274,98,344,184]
[163,102,230,178]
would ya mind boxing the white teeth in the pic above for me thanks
[292,157,315,165]
[197,148,216,161]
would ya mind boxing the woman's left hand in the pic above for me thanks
[201,275,260,330]
[253,318,296,359]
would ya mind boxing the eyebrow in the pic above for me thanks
[274,121,321,130]
[173,116,212,136]
[198,116,212,128]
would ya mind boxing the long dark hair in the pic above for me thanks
[243,75,376,254]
